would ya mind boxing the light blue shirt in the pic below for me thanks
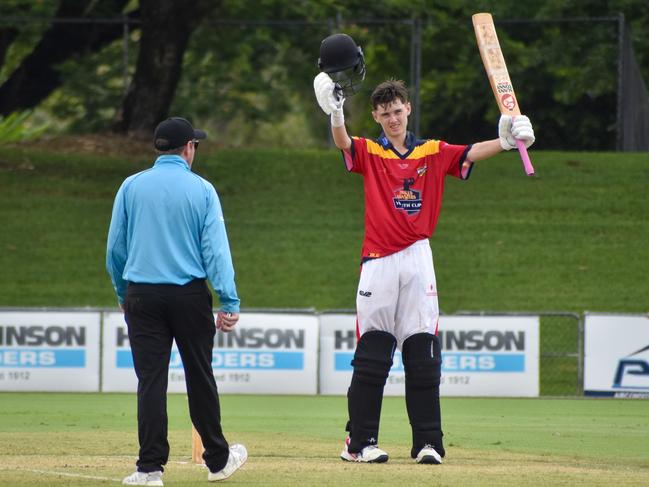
[106,155,240,312]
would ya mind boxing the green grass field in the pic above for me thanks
[1,144,648,314]
[0,393,647,486]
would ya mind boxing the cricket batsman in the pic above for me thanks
[313,33,535,464]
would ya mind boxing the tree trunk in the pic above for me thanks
[0,0,132,116]
[0,27,19,70]
[114,0,218,138]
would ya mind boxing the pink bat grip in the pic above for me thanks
[516,139,535,176]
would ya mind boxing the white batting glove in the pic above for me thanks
[314,72,337,115]
[512,115,535,148]
[313,72,345,126]
[330,100,345,127]
[499,114,535,150]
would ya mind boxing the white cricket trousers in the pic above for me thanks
[356,238,439,348]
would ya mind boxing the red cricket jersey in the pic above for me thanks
[342,131,472,260]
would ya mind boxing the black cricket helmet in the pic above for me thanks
[318,33,366,97]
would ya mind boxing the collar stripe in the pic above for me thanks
[366,139,441,159]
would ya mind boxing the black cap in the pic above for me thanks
[153,117,207,151]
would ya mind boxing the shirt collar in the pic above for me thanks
[377,131,416,150]
[153,154,190,170]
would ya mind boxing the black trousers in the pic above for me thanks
[124,279,229,473]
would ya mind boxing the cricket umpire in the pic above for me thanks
[106,117,246,485]
[314,35,534,465]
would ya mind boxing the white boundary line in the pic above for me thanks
[1,462,203,483]
[20,468,121,482]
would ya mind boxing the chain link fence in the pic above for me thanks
[539,313,582,396]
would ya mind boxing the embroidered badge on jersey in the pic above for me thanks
[393,177,422,215]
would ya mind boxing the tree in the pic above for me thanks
[0,0,133,116]
[1,0,647,149]
[113,0,219,137]
[0,25,19,69]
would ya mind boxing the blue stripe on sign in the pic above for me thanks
[116,349,305,370]
[334,352,353,371]
[334,352,525,373]
[443,353,525,372]
[117,350,179,369]
[116,350,134,368]
[335,352,405,372]
[0,348,86,368]
[212,351,304,370]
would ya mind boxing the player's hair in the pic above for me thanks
[155,146,185,156]
[370,79,409,110]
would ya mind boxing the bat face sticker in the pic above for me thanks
[501,93,516,111]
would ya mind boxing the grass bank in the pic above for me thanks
[1,145,647,314]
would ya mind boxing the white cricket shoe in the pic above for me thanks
[122,470,163,486]
[208,444,248,481]
[340,437,389,463]
[415,445,442,464]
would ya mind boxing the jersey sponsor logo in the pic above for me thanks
[393,177,422,215]
[359,290,372,297]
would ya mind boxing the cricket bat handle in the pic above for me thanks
[516,139,535,176]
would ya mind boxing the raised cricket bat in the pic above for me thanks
[472,12,535,176]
